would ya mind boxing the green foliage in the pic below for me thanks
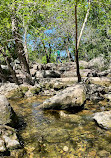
[41,53,56,64]
[42,55,47,64]
[79,66,84,70]
[0,0,110,67]
[20,87,29,94]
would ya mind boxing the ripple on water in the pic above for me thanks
[9,96,111,158]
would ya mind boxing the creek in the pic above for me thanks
[8,96,111,158]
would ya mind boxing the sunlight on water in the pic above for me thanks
[9,96,111,158]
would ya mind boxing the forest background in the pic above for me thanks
[0,0,111,84]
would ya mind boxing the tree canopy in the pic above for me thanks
[0,0,111,83]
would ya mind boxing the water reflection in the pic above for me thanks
[9,96,111,158]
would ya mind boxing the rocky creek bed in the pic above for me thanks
[3,96,110,158]
[0,57,111,157]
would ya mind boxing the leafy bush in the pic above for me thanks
[42,56,47,64]
[42,53,56,64]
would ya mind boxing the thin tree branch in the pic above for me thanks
[77,0,91,49]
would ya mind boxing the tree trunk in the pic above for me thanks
[0,49,19,85]
[77,0,91,49]
[64,39,70,61]
[11,4,34,85]
[75,1,81,82]
[48,43,52,62]
[42,41,50,63]
[24,26,29,63]
[0,64,7,82]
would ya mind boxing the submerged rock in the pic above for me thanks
[43,127,69,143]
[93,111,111,130]
[59,111,82,123]
[37,83,86,110]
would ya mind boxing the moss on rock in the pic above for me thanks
[30,87,41,95]
[7,89,24,99]
[20,87,29,94]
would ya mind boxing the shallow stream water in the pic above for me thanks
[8,96,111,158]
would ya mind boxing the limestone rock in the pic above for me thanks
[0,125,20,151]
[0,139,6,152]
[37,83,86,110]
[79,60,88,69]
[3,135,20,149]
[98,69,111,77]
[0,95,18,127]
[36,71,44,78]
[89,77,111,87]
[43,70,61,78]
[0,83,18,96]
[104,94,111,101]
[59,111,82,123]
[86,84,107,102]
[93,111,111,129]
[88,55,107,70]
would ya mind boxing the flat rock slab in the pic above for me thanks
[89,77,111,86]
[93,111,111,130]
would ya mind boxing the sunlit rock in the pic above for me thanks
[93,111,111,129]
[37,83,86,110]
[0,125,20,152]
[0,95,18,126]
[88,77,111,86]
[88,55,108,70]
[0,139,6,152]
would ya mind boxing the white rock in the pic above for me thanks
[93,111,111,129]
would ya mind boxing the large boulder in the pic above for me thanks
[85,84,107,102]
[93,111,111,130]
[0,95,18,127]
[63,69,98,78]
[0,83,19,96]
[37,83,86,110]
[88,77,111,87]
[79,60,88,69]
[35,70,61,78]
[43,70,61,78]
[98,69,111,77]
[88,55,107,70]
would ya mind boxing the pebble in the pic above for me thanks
[63,146,68,152]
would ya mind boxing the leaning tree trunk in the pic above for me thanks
[24,26,29,63]
[0,64,7,82]
[77,0,91,49]
[0,49,19,85]
[11,6,34,85]
[75,1,81,82]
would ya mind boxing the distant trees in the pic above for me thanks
[0,0,110,84]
